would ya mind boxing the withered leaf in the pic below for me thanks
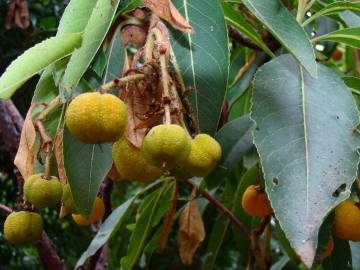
[59,205,69,219]
[142,0,194,33]
[54,124,67,186]
[178,200,205,265]
[14,105,37,179]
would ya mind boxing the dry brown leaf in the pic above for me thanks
[5,0,30,29]
[124,82,162,148]
[178,200,205,265]
[59,205,69,219]
[142,0,194,33]
[107,164,123,182]
[14,105,37,179]
[54,124,67,186]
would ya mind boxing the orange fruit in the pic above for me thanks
[72,197,105,226]
[242,185,272,217]
[333,199,360,241]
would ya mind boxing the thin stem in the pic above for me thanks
[37,96,60,121]
[296,0,307,23]
[305,0,316,11]
[99,74,145,93]
[187,181,250,240]
[159,53,172,125]
[231,51,257,87]
[263,224,272,267]
[0,204,12,214]
[251,231,267,270]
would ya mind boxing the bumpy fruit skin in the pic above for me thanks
[242,185,272,217]
[333,199,360,241]
[185,134,222,177]
[72,197,105,226]
[112,138,162,183]
[4,211,43,245]
[61,184,78,214]
[65,92,128,144]
[24,174,62,208]
[142,124,191,169]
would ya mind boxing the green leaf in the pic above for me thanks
[314,27,360,49]
[76,197,136,268]
[222,2,274,57]
[350,242,360,269]
[170,0,229,135]
[63,127,112,216]
[33,0,99,103]
[270,255,290,270]
[103,30,126,83]
[304,2,360,25]
[342,76,360,95]
[61,0,121,98]
[341,11,360,27]
[120,181,173,270]
[251,54,360,267]
[242,0,317,77]
[206,115,254,189]
[0,33,82,99]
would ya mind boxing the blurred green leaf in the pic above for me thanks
[242,0,317,77]
[0,33,82,99]
[314,27,360,49]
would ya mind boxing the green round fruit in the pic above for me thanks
[112,138,163,183]
[61,184,78,214]
[24,174,63,208]
[4,211,43,245]
[185,134,222,177]
[142,124,191,169]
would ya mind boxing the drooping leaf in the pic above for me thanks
[76,197,136,268]
[221,2,274,57]
[303,1,360,25]
[0,33,82,99]
[206,115,254,189]
[120,181,173,270]
[350,241,360,269]
[251,54,360,267]
[61,0,121,98]
[342,76,360,94]
[341,11,360,27]
[33,0,99,103]
[242,0,317,77]
[170,0,229,135]
[314,27,360,49]
[103,30,126,84]
[14,105,37,179]
[63,127,112,216]
[178,200,206,265]
[142,0,193,33]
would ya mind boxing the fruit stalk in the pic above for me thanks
[159,51,172,125]
[98,73,145,93]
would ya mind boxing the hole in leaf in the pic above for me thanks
[332,183,347,197]
[272,177,279,186]
[255,127,260,131]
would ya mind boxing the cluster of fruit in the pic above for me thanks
[3,90,222,245]
[66,92,222,182]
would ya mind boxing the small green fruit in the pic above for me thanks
[4,211,43,245]
[112,138,163,183]
[142,124,191,169]
[185,134,222,177]
[24,174,63,208]
[61,184,78,214]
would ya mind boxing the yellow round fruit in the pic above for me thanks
[65,92,128,144]
[72,197,105,226]
[112,138,163,183]
[184,134,222,177]
[333,199,360,241]
[61,184,78,214]
[4,211,43,245]
[24,174,62,208]
[142,124,191,169]
[242,185,272,217]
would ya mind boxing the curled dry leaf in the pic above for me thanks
[14,104,37,179]
[142,0,194,33]
[5,0,30,30]
[54,124,67,186]
[178,200,205,265]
